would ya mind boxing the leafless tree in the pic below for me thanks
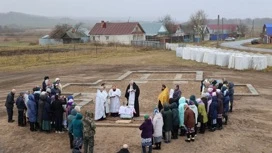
[188,10,208,41]
[238,23,248,37]
[74,22,83,30]
[159,15,177,34]
[49,24,72,39]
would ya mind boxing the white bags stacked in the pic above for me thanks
[175,45,271,70]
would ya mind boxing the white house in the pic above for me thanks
[89,21,146,45]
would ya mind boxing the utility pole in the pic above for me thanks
[217,15,220,48]
[222,18,224,41]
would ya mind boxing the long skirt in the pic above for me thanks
[42,120,51,131]
[141,138,152,147]
[153,136,162,143]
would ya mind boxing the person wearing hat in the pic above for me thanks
[188,97,198,136]
[184,104,196,142]
[51,94,67,133]
[117,144,130,153]
[216,89,224,130]
[178,97,187,136]
[209,92,218,132]
[5,89,16,123]
[42,91,52,133]
[16,92,27,126]
[197,98,208,134]
[37,92,47,131]
[222,86,230,125]
[152,108,163,150]
[162,104,173,143]
[27,94,38,131]
[139,114,153,153]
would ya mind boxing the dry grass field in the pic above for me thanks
[0,37,272,153]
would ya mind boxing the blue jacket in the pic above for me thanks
[71,113,83,138]
[209,96,218,120]
[27,94,37,122]
[223,91,230,113]
[170,103,179,126]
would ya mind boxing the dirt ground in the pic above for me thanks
[0,54,272,153]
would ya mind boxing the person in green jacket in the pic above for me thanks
[197,98,208,134]
[178,97,186,136]
[71,113,83,152]
[162,104,173,143]
[68,109,77,149]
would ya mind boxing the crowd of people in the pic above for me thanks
[137,79,234,153]
[5,76,96,153]
[5,74,234,153]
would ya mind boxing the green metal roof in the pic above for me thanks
[140,22,168,36]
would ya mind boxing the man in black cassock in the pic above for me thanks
[125,80,140,117]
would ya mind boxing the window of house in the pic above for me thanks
[106,36,109,40]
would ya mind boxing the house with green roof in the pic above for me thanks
[140,22,169,41]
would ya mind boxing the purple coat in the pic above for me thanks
[139,119,154,139]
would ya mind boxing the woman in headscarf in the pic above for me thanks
[169,85,181,105]
[152,108,163,150]
[125,80,140,117]
[209,92,218,132]
[51,94,67,133]
[197,98,208,134]
[139,114,153,153]
[178,97,186,136]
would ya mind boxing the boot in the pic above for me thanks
[191,133,195,142]
[158,142,161,150]
[185,133,191,142]
[224,115,228,125]
[153,143,159,150]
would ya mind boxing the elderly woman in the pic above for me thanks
[152,108,163,150]
[139,114,154,153]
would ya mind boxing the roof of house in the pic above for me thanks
[64,28,86,39]
[140,22,168,36]
[89,22,145,35]
[208,24,238,31]
[264,24,272,35]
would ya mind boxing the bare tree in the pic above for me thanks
[159,15,176,35]
[74,22,83,30]
[238,23,248,37]
[49,24,72,39]
[188,10,208,41]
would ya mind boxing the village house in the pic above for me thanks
[89,21,146,45]
[208,24,239,41]
[262,24,272,44]
[140,22,168,41]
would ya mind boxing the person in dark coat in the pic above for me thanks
[27,94,37,131]
[139,115,153,153]
[228,82,234,112]
[38,92,47,131]
[189,95,198,107]
[162,104,173,143]
[51,94,67,133]
[16,92,26,126]
[41,92,52,132]
[125,81,140,117]
[51,83,61,96]
[222,86,230,125]
[42,76,49,92]
[5,89,16,123]
[209,92,218,132]
[169,85,181,104]
[184,104,196,142]
[216,89,224,130]
[170,103,179,139]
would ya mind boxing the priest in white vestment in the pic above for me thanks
[95,86,107,121]
[109,85,121,117]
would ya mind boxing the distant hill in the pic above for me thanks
[0,12,96,28]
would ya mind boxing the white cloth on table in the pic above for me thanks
[109,88,121,113]
[119,106,135,118]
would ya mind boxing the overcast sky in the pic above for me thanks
[1,0,271,22]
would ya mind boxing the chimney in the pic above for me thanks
[101,20,106,28]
